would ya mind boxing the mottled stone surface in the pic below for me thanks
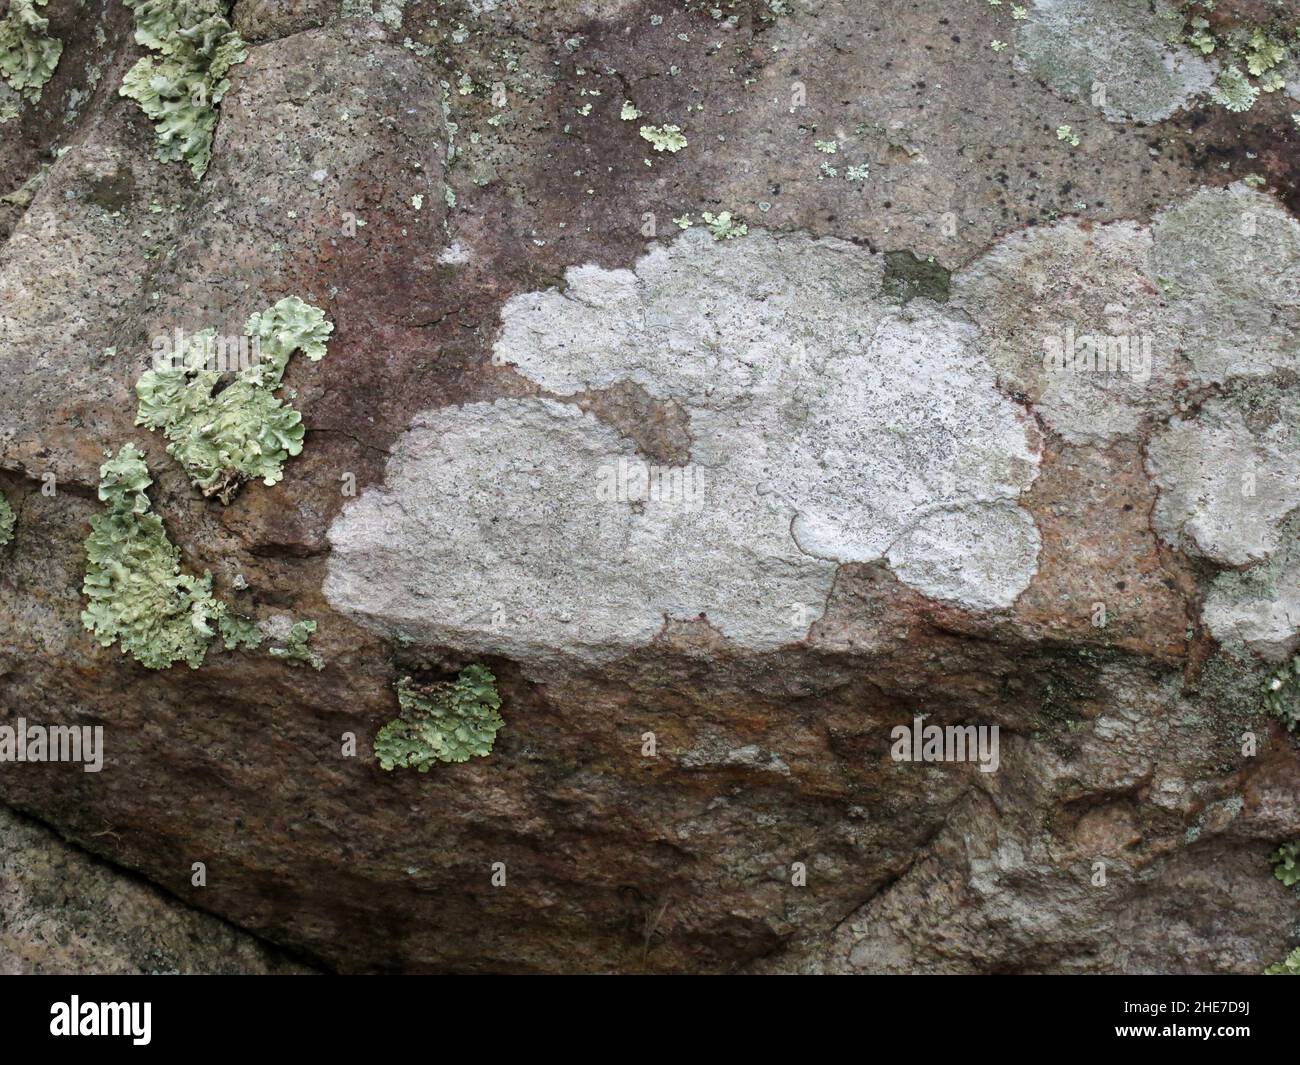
[0,0,1298,974]
[0,805,310,974]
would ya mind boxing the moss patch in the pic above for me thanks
[882,251,951,304]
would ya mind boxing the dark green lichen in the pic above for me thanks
[80,444,258,669]
[1265,654,1300,732]
[0,0,63,104]
[0,490,13,547]
[135,297,333,503]
[119,0,247,179]
[375,665,504,770]
[882,251,951,304]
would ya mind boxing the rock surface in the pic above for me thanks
[0,805,310,974]
[0,0,1298,974]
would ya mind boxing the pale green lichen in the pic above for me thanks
[1274,841,1300,887]
[268,618,324,670]
[0,0,63,103]
[700,211,747,240]
[0,490,14,547]
[1244,27,1287,77]
[81,444,257,670]
[1055,124,1080,147]
[119,0,247,179]
[639,124,687,152]
[620,100,642,120]
[135,297,333,503]
[375,665,503,770]
[1266,947,1300,975]
[1211,65,1260,112]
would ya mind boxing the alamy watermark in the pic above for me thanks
[890,715,1000,773]
[150,327,262,373]
[0,719,103,772]
[1042,318,1152,384]
[594,458,706,510]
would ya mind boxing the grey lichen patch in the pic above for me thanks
[375,665,503,770]
[1016,0,1216,122]
[1149,186,1300,384]
[952,184,1300,446]
[342,0,407,31]
[134,297,333,503]
[120,0,248,180]
[885,502,1042,612]
[1203,514,1300,661]
[326,230,1042,663]
[0,490,14,547]
[81,445,256,670]
[1146,391,1300,567]
[0,0,62,105]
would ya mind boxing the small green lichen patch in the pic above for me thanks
[1211,65,1260,113]
[0,490,14,547]
[268,618,324,670]
[639,124,687,152]
[1266,947,1300,975]
[80,444,256,670]
[119,0,247,179]
[0,0,63,104]
[700,211,746,240]
[135,297,333,503]
[375,665,503,770]
[1273,841,1300,887]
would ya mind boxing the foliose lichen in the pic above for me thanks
[0,490,14,546]
[0,0,62,104]
[1273,841,1300,887]
[1266,947,1300,975]
[1211,65,1260,113]
[81,444,259,670]
[700,210,747,239]
[375,665,503,770]
[268,618,324,670]
[119,0,248,179]
[1180,5,1299,113]
[134,297,333,503]
[639,124,687,152]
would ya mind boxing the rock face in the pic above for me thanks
[0,805,310,974]
[0,0,1298,974]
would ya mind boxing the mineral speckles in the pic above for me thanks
[1016,0,1217,122]
[325,230,1044,660]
